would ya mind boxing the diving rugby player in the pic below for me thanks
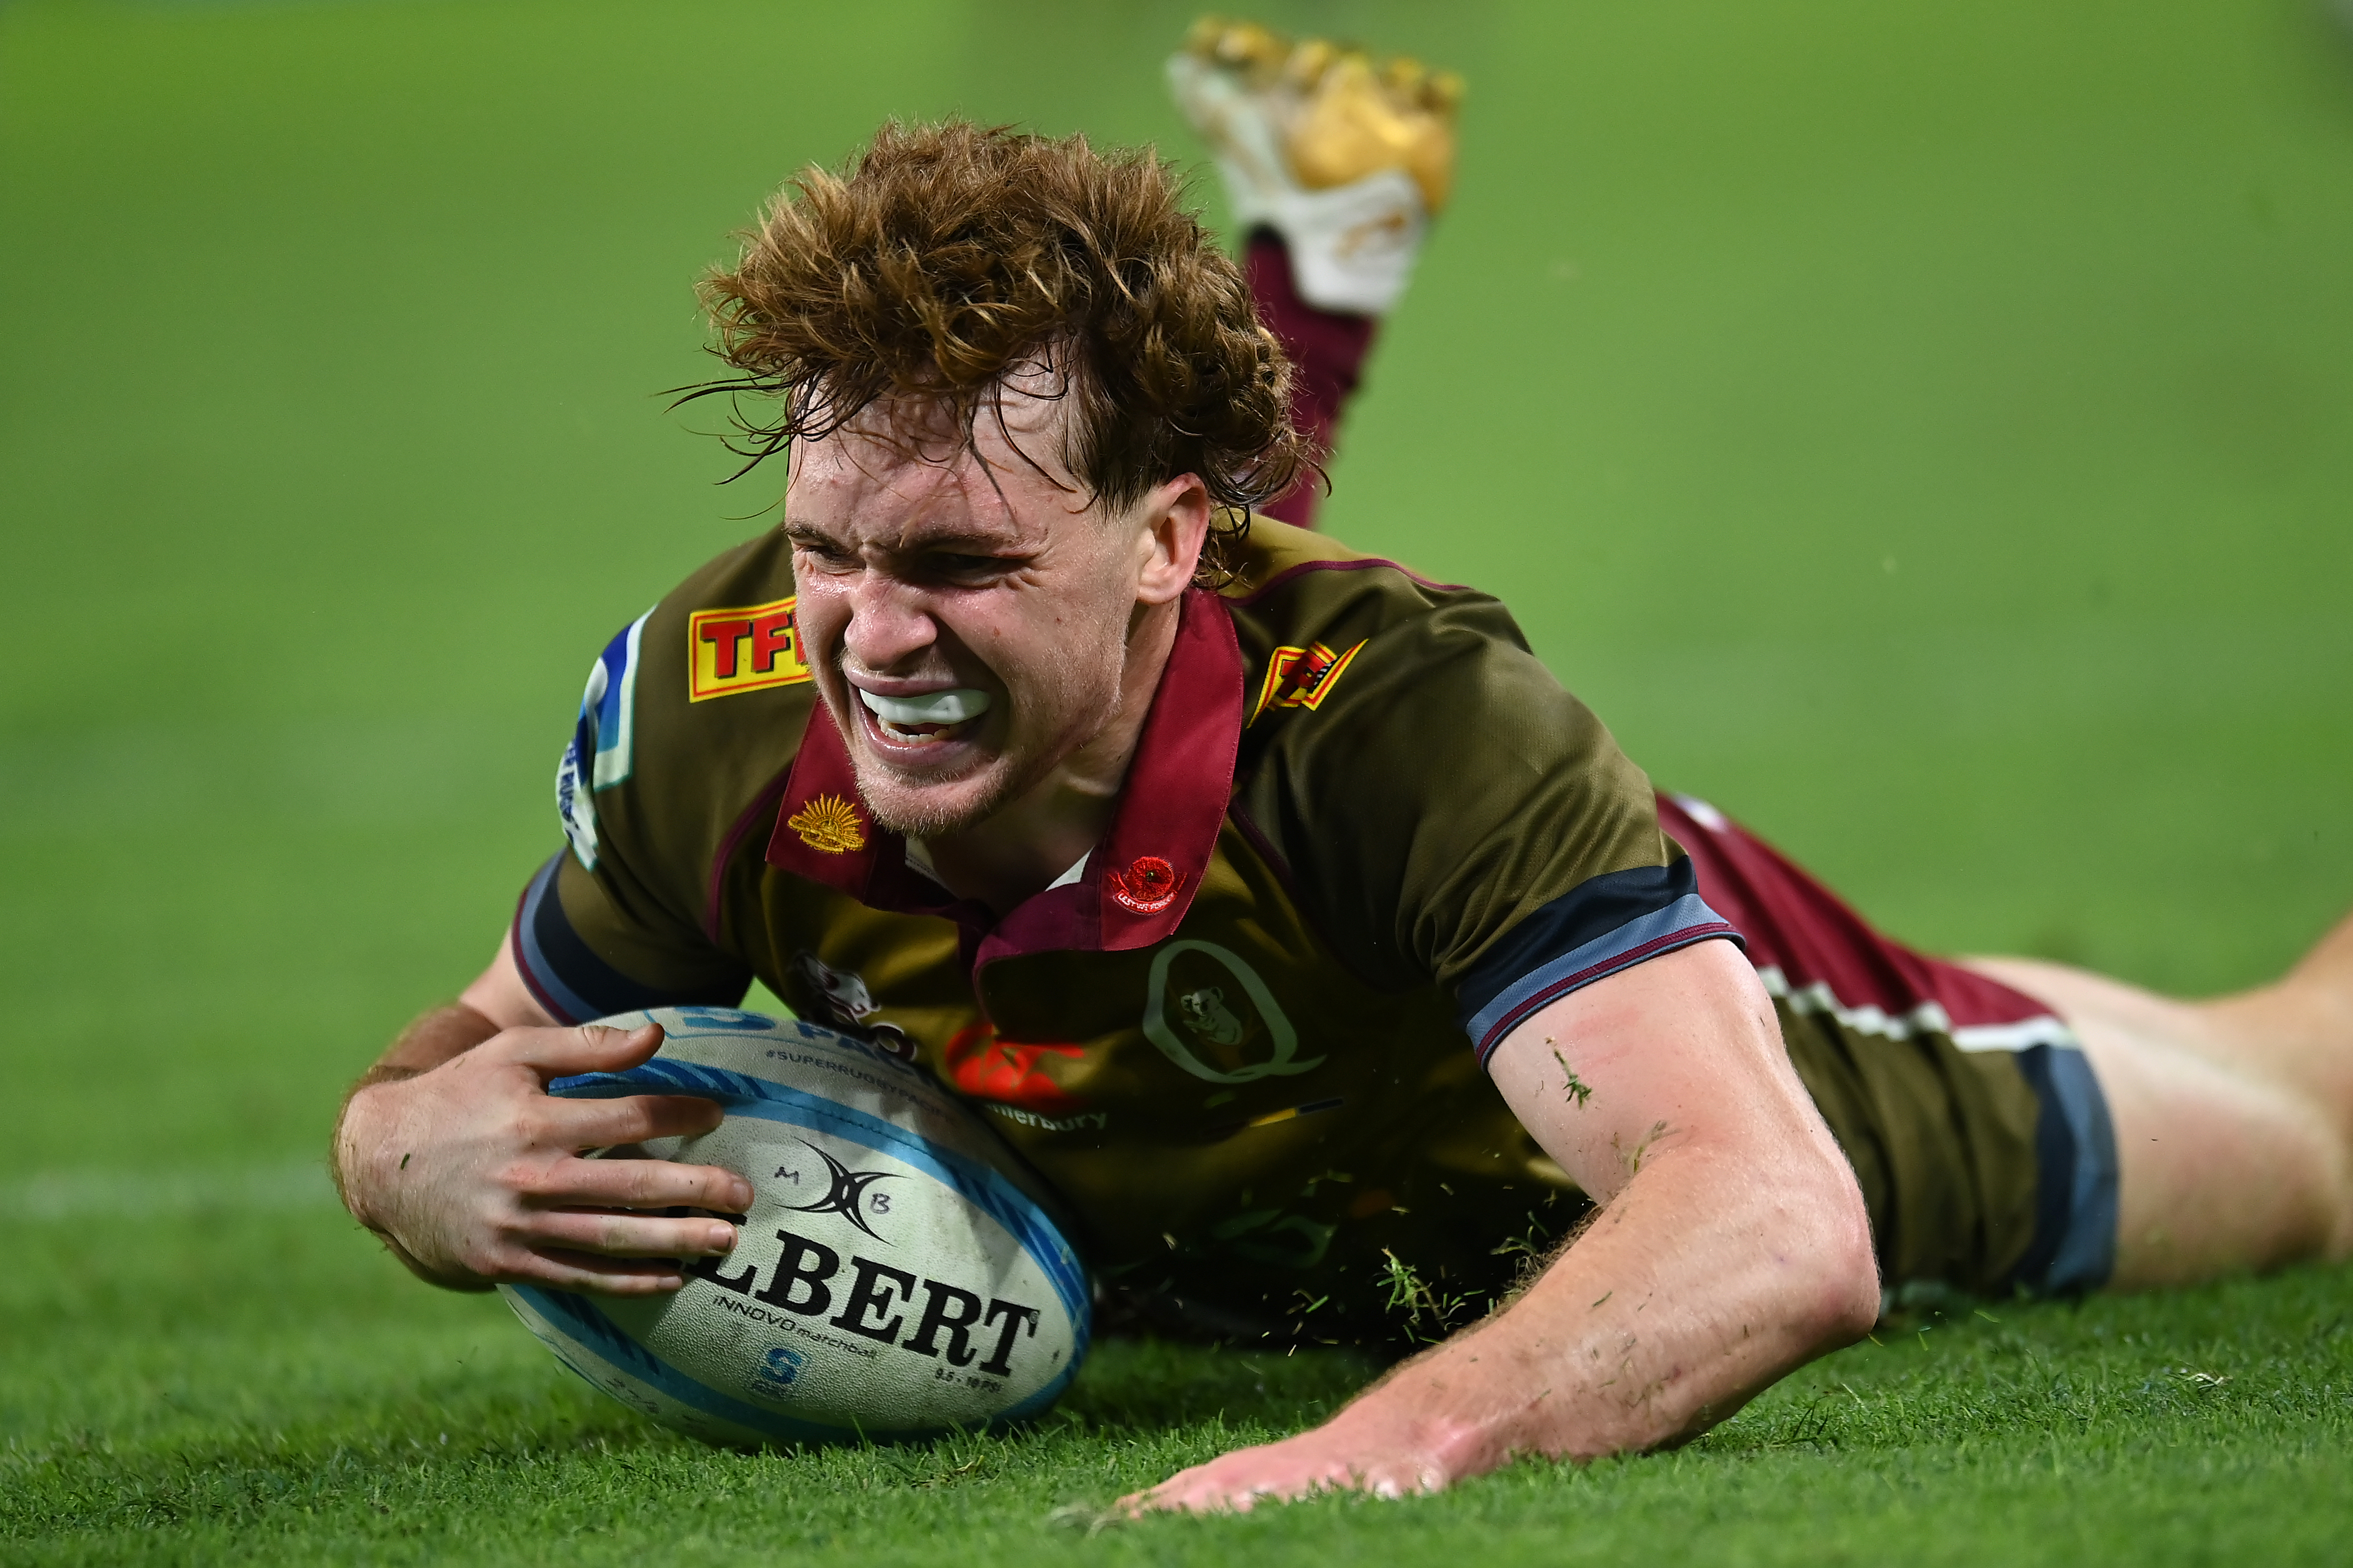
[332,115,2353,1512]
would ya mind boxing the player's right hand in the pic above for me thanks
[334,1021,753,1295]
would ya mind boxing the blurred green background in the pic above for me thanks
[3,0,2349,1194]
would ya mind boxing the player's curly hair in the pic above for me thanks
[684,120,1307,585]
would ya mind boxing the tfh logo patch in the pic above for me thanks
[689,596,812,700]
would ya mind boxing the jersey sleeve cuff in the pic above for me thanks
[510,852,748,1025]
[1457,862,1743,1067]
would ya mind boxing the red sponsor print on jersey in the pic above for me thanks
[1106,854,1184,914]
[943,1023,1086,1113]
[1247,638,1367,725]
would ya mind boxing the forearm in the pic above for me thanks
[321,943,736,1296]
[1133,944,1881,1510]
[335,937,554,1203]
[332,1002,503,1284]
[1335,1148,1876,1470]
[359,1001,504,1087]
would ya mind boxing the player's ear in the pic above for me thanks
[1133,474,1211,606]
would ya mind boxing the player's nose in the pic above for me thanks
[839,574,941,671]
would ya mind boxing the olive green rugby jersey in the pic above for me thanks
[520,520,1738,1344]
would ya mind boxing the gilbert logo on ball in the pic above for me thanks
[497,1007,1090,1446]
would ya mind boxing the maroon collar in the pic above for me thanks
[764,587,1245,968]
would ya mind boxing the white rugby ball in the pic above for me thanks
[497,1006,1090,1446]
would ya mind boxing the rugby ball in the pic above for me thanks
[497,1006,1090,1446]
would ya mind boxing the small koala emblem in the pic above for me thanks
[1178,985,1247,1047]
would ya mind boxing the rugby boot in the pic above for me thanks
[1167,16,1463,315]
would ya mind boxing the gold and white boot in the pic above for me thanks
[1166,16,1463,315]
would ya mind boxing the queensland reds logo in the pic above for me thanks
[1106,855,1184,914]
[1141,939,1325,1085]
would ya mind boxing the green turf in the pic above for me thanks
[4,0,2351,1560]
[5,1207,2350,1564]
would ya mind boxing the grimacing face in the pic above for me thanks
[783,382,1206,840]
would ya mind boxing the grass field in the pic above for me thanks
[4,0,2351,1561]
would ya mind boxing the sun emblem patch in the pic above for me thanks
[786,792,867,854]
[1107,854,1185,915]
[1248,639,1368,725]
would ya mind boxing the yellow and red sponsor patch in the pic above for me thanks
[1247,638,1367,725]
[688,596,811,700]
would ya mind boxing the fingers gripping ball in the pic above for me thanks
[498,1007,1090,1445]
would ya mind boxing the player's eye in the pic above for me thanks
[790,535,857,568]
[928,552,1010,581]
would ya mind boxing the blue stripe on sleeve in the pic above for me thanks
[1459,862,1742,1065]
[510,852,747,1025]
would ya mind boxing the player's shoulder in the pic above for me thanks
[1218,516,1547,741]
[1217,519,1665,990]
[557,530,818,874]
[1218,516,1514,650]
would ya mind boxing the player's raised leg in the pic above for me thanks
[1241,232,1373,527]
[1966,912,2353,1287]
[1166,18,1461,527]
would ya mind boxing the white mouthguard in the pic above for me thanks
[856,687,992,727]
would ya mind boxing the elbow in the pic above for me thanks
[1798,1161,1882,1347]
[1813,1240,1883,1349]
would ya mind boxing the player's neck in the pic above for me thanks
[918,596,1182,916]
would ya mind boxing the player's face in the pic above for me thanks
[783,380,1203,839]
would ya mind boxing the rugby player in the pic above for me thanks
[330,95,2353,1512]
